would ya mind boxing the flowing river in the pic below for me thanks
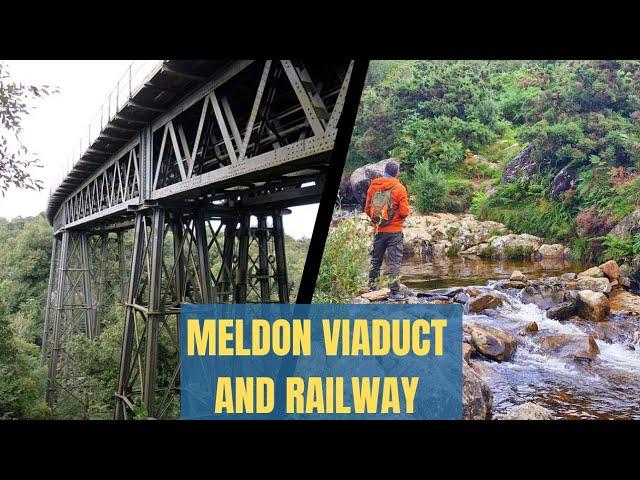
[402,256,640,420]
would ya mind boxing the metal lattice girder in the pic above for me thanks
[41,230,125,417]
[51,60,355,233]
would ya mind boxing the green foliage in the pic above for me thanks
[0,215,52,419]
[446,243,461,257]
[504,246,533,260]
[472,177,576,243]
[602,233,640,264]
[0,62,57,194]
[348,60,640,261]
[0,330,50,419]
[313,213,370,303]
[410,161,448,213]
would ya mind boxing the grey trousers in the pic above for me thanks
[369,232,403,293]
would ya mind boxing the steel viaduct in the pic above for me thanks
[40,59,356,419]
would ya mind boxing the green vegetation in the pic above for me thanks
[446,243,461,257]
[0,215,51,419]
[504,246,534,260]
[603,233,640,264]
[0,62,57,194]
[349,60,640,261]
[411,161,448,213]
[313,213,370,303]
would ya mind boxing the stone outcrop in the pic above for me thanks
[599,260,621,281]
[536,334,600,362]
[576,276,611,294]
[349,158,399,206]
[578,266,604,278]
[546,301,576,320]
[609,209,640,238]
[501,402,555,420]
[550,164,578,199]
[501,144,537,183]
[510,270,527,282]
[576,290,610,322]
[608,288,640,315]
[538,244,567,258]
[520,283,566,310]
[467,291,504,313]
[360,288,390,302]
[403,212,509,258]
[463,362,493,420]
[463,343,474,363]
[464,323,517,361]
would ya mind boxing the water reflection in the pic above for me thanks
[401,255,591,290]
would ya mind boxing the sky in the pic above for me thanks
[0,60,318,239]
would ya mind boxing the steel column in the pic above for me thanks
[194,210,215,303]
[46,230,69,406]
[115,213,146,419]
[272,213,290,303]
[235,213,251,303]
[256,215,271,302]
[171,215,187,303]
[117,231,127,303]
[93,233,109,338]
[219,216,237,303]
[41,236,59,366]
[142,208,165,417]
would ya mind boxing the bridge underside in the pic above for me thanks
[40,59,356,419]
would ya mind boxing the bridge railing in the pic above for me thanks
[50,60,163,194]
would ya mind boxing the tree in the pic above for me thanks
[0,62,57,195]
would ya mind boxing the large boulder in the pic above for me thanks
[464,323,517,361]
[482,234,543,259]
[501,402,555,420]
[538,244,566,258]
[608,288,640,315]
[609,210,640,238]
[550,164,578,199]
[467,291,504,313]
[361,288,390,302]
[463,343,475,363]
[502,144,537,183]
[599,260,621,281]
[510,270,527,282]
[349,158,399,206]
[576,276,611,294]
[521,284,565,310]
[578,266,604,278]
[571,314,639,344]
[463,362,493,420]
[546,301,576,320]
[536,334,600,362]
[576,290,610,322]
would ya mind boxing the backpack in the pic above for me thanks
[369,184,400,227]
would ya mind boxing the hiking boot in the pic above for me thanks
[388,292,407,301]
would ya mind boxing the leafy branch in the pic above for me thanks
[0,62,58,195]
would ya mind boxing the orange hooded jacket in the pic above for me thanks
[364,177,410,233]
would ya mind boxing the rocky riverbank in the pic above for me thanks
[353,261,640,420]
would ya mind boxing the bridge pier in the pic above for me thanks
[43,229,115,414]
[113,205,292,418]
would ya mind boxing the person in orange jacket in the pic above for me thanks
[364,161,410,300]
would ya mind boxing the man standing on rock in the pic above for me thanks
[365,160,410,300]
